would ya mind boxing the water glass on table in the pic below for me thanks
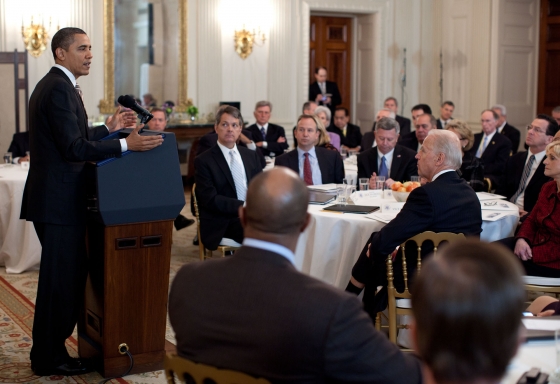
[336,185,347,205]
[411,176,420,183]
[359,178,369,191]
[346,185,356,204]
[3,152,12,167]
[340,147,348,158]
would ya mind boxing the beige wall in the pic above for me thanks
[0,0,540,154]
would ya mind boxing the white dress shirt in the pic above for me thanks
[377,148,394,177]
[297,146,323,185]
[217,141,248,191]
[243,238,296,266]
[54,64,128,152]
[432,169,455,181]
[514,149,546,209]
[475,130,497,157]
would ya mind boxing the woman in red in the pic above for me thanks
[514,139,560,277]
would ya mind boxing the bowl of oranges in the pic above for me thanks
[391,181,421,202]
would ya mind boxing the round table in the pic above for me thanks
[0,164,41,273]
[293,196,519,289]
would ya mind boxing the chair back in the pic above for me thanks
[164,354,271,384]
[192,184,208,260]
[386,231,465,344]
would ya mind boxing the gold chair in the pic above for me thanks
[192,184,240,260]
[523,276,560,300]
[164,353,270,384]
[386,231,465,345]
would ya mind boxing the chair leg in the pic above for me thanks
[375,313,381,331]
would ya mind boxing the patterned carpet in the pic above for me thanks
[0,194,200,384]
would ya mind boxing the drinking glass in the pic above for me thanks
[340,147,348,158]
[336,185,347,205]
[359,178,369,191]
[346,185,356,204]
[3,152,12,165]
[411,176,420,183]
[376,176,386,185]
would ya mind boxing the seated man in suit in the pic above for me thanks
[194,105,262,250]
[361,108,395,151]
[469,109,512,191]
[169,167,423,383]
[346,130,482,319]
[400,113,437,152]
[308,66,342,118]
[7,131,30,163]
[384,96,411,136]
[411,240,525,384]
[358,117,417,188]
[492,104,521,154]
[275,114,344,185]
[246,100,288,157]
[496,114,559,217]
[328,107,362,152]
[436,100,454,129]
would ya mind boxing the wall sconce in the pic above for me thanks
[234,27,266,59]
[21,16,58,58]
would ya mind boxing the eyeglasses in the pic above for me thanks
[527,125,546,134]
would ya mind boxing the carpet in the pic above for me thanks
[0,198,201,383]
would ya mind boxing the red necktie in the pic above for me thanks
[303,153,313,186]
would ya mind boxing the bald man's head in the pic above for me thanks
[244,168,309,235]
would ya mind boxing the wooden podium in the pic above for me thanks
[78,129,185,377]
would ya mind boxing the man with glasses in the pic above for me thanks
[469,110,512,191]
[496,115,559,217]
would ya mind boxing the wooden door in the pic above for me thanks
[537,0,560,114]
[310,16,352,112]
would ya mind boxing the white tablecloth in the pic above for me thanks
[502,341,555,383]
[0,165,41,273]
[294,196,519,289]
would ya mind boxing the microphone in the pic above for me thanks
[117,95,153,124]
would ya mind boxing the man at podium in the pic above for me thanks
[20,27,163,376]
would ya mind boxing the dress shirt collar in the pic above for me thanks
[483,130,497,142]
[53,64,77,86]
[378,147,394,169]
[432,169,455,181]
[528,149,546,164]
[217,141,239,161]
[242,238,296,266]
[258,123,269,132]
[297,145,317,159]
[497,121,506,133]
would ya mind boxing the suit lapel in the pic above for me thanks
[526,156,546,189]
[315,148,329,184]
[51,68,89,138]
[212,146,236,190]
[288,150,300,174]
[369,148,379,174]
[390,147,402,179]
[239,148,255,182]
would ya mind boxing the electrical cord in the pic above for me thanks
[98,350,134,384]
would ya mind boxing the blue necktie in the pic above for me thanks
[379,156,389,178]
[260,127,266,141]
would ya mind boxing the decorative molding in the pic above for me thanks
[0,0,6,51]
[177,0,190,109]
[197,0,222,115]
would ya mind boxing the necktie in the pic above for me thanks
[320,82,326,94]
[476,136,488,158]
[75,84,83,102]
[379,156,389,178]
[510,155,535,204]
[229,150,246,201]
[303,153,313,185]
[260,126,266,141]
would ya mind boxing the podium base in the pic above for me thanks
[79,220,173,378]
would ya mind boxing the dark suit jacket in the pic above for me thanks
[398,131,420,152]
[169,246,423,384]
[196,129,266,169]
[395,115,411,137]
[8,131,30,159]
[469,131,512,190]
[246,123,289,157]
[328,123,362,148]
[274,147,344,184]
[496,151,550,212]
[360,131,375,152]
[194,145,262,250]
[436,118,453,130]
[308,80,342,113]
[21,67,121,225]
[370,171,482,290]
[499,122,521,154]
[357,145,417,183]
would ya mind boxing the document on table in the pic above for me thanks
[308,184,338,193]
[522,317,560,331]
[480,200,519,211]
[365,212,398,224]
[476,192,507,201]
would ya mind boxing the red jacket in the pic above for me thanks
[517,181,560,269]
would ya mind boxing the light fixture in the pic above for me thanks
[21,16,58,58]
[234,26,266,59]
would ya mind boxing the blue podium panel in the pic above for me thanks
[87,129,185,225]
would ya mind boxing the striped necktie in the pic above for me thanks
[229,150,246,201]
[75,84,83,102]
[510,154,535,204]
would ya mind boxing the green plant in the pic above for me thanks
[187,105,198,117]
